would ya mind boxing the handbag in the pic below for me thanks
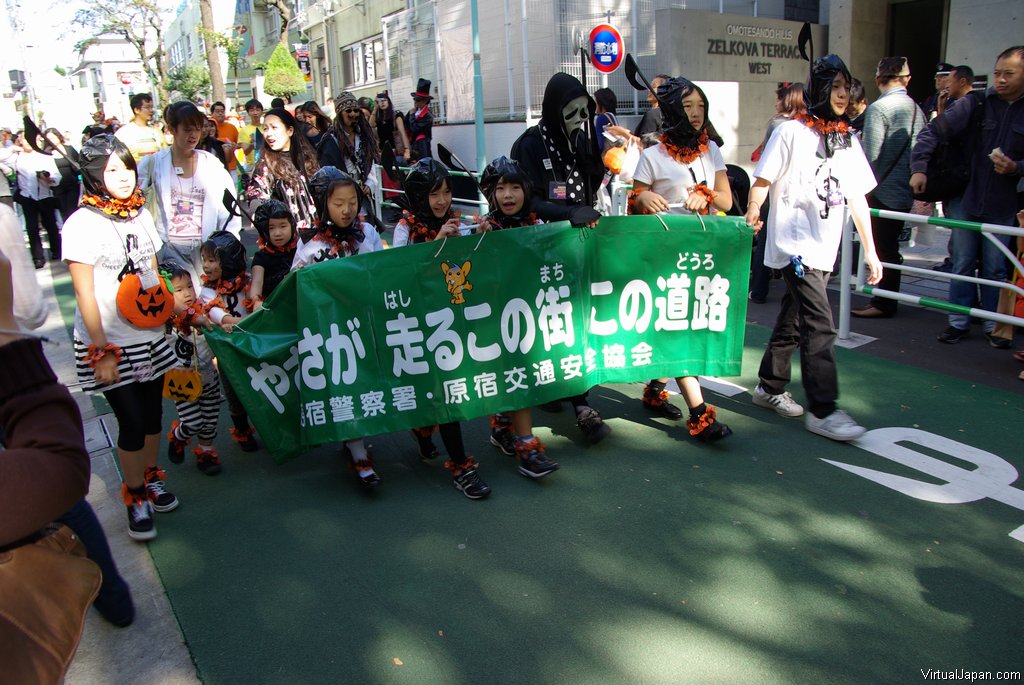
[163,332,203,402]
[0,524,102,685]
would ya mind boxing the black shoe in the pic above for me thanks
[576,407,611,444]
[195,448,223,476]
[687,406,733,443]
[33,258,45,270]
[490,429,516,456]
[515,439,559,479]
[986,332,1012,349]
[937,326,970,344]
[748,291,767,304]
[144,468,179,512]
[411,430,439,460]
[538,400,564,413]
[932,259,953,273]
[93,579,135,627]
[357,470,382,490]
[230,426,259,452]
[452,468,492,499]
[125,498,156,541]
[642,384,683,420]
[167,421,187,464]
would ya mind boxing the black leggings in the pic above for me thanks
[103,378,164,451]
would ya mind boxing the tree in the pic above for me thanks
[73,0,170,105]
[263,41,306,102]
[265,0,292,42]
[197,0,226,104]
[166,64,211,103]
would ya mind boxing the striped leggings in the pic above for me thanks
[173,381,223,442]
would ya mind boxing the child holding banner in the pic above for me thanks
[391,159,498,496]
[162,261,223,475]
[477,156,562,476]
[295,166,388,490]
[250,200,298,310]
[199,231,260,452]
[628,77,734,443]
[744,54,882,442]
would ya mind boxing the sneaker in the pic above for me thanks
[642,384,683,420]
[229,426,259,452]
[194,447,222,476]
[687,406,733,443]
[937,326,970,344]
[144,467,179,513]
[490,429,516,456]
[167,421,188,464]
[122,487,156,541]
[411,429,440,460]
[515,438,559,479]
[805,409,866,442]
[576,407,611,444]
[452,468,492,499]
[985,332,1012,349]
[752,384,805,417]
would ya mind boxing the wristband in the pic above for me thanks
[86,343,122,368]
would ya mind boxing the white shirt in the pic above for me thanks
[292,221,382,268]
[62,208,165,346]
[632,141,726,214]
[14,150,61,201]
[753,119,876,272]
[391,219,471,248]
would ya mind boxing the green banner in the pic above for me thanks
[206,215,753,460]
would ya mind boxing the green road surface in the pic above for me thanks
[143,326,1024,685]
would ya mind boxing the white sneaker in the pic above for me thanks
[805,409,866,442]
[752,384,805,417]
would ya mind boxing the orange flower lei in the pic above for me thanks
[793,112,851,137]
[402,209,461,243]
[659,131,710,166]
[85,343,123,367]
[257,235,298,254]
[81,191,147,219]
[201,272,251,296]
[168,306,199,335]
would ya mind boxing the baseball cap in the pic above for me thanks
[935,62,954,76]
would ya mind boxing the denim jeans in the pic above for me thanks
[947,199,1014,332]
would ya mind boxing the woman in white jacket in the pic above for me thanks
[138,101,241,288]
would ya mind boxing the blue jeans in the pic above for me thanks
[947,200,1013,332]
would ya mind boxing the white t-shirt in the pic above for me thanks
[167,175,206,241]
[391,219,471,248]
[62,208,166,346]
[292,221,382,268]
[632,141,726,214]
[753,119,876,272]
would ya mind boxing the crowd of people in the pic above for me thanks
[1,46,1021,664]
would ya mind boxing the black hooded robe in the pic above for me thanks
[511,73,605,223]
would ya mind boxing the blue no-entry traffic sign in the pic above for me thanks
[589,24,624,74]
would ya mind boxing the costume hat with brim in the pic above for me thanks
[411,78,432,100]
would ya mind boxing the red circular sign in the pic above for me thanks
[589,24,624,74]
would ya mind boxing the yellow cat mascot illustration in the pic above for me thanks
[441,261,473,305]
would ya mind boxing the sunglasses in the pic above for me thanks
[343,108,361,114]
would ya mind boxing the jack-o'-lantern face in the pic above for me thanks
[116,273,173,328]
[163,368,202,402]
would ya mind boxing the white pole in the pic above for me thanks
[504,0,515,117]
[521,0,532,119]
[630,0,638,114]
[382,16,392,97]
[433,0,446,121]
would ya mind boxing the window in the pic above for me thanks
[186,34,193,60]
[341,34,385,89]
[170,41,185,70]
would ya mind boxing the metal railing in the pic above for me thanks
[838,208,1024,340]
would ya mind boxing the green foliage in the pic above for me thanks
[167,64,212,102]
[54,66,67,77]
[263,41,306,99]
